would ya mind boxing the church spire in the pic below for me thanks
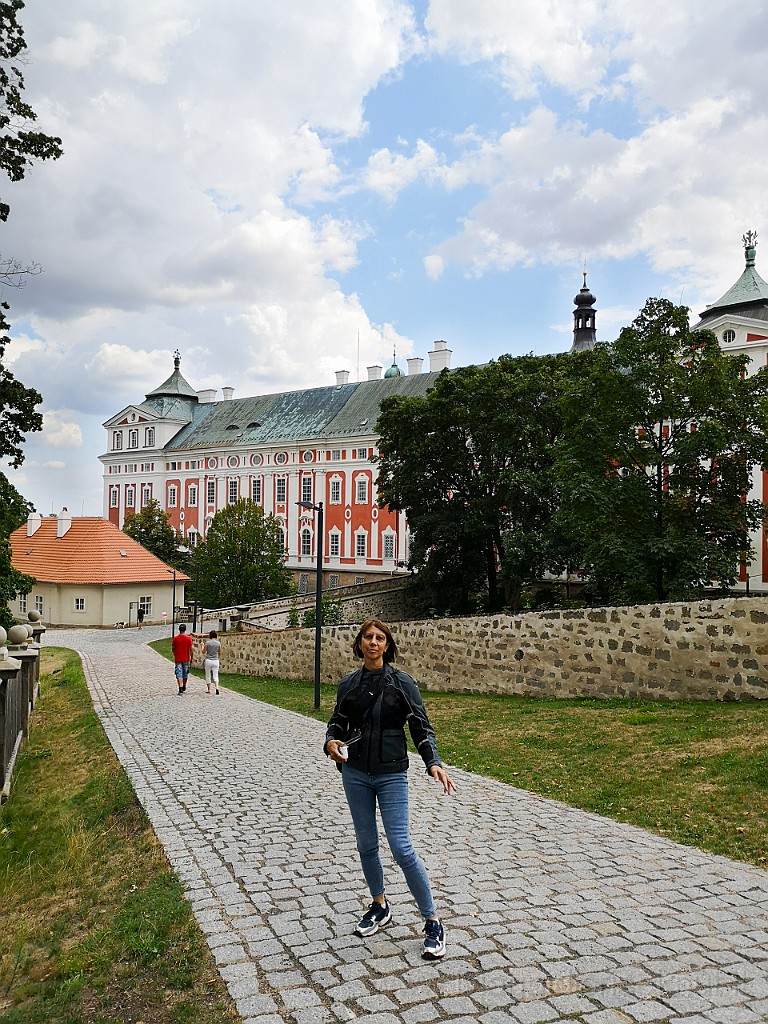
[570,268,597,352]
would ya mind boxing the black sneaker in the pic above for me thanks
[354,900,392,937]
[422,918,446,959]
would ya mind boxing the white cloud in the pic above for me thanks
[424,254,445,280]
[41,410,83,450]
[362,140,441,201]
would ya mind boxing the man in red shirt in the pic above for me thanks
[171,623,194,694]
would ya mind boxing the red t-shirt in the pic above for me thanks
[171,632,194,663]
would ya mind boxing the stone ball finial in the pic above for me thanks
[0,626,6,646]
[27,609,41,622]
[24,624,34,638]
[7,624,29,647]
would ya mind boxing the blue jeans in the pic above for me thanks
[341,765,435,918]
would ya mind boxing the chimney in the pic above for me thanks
[27,512,42,536]
[367,364,383,381]
[335,369,350,386]
[428,340,452,372]
[222,386,234,401]
[197,389,217,403]
[407,357,424,376]
[57,507,72,538]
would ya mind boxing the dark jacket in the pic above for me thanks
[324,663,443,775]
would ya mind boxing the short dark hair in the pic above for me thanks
[178,623,186,632]
[209,630,217,638]
[352,618,398,663]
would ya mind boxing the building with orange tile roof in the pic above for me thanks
[9,509,190,628]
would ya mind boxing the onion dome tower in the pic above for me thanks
[570,271,597,352]
[384,347,402,378]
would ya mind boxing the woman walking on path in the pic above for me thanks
[202,630,221,694]
[324,618,456,960]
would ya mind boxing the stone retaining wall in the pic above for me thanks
[199,596,768,701]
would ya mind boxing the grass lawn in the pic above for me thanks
[0,648,240,1024]
[152,638,768,869]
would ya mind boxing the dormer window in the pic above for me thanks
[723,329,736,344]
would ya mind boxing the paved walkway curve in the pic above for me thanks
[46,628,768,1024]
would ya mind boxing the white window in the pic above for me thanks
[128,428,139,449]
[252,477,262,503]
[139,597,152,616]
[228,478,238,504]
[329,478,341,504]
[355,476,368,504]
[207,480,216,504]
[188,485,198,507]
[168,485,178,508]
[276,477,286,503]
[383,533,395,560]
[110,487,119,508]
[329,532,340,557]
[329,574,340,589]
[356,447,368,459]
[18,594,27,613]
[356,532,367,558]
[126,485,135,509]
[145,427,155,447]
[276,530,285,553]
[74,597,85,612]
[302,477,312,504]
[35,595,43,614]
[723,329,736,344]
[141,485,151,507]
[331,449,341,461]
[301,527,312,556]
[112,431,122,450]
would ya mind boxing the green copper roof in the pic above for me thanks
[700,231,768,321]
[159,371,445,451]
[145,350,199,401]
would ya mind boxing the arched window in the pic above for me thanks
[301,527,312,556]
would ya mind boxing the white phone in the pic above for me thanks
[338,744,349,761]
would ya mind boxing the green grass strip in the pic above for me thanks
[0,648,240,1024]
[152,638,768,869]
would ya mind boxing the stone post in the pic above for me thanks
[0,627,23,801]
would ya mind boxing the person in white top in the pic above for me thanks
[202,630,222,694]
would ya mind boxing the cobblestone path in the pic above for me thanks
[46,628,768,1024]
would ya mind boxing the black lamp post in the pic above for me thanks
[192,557,201,634]
[169,568,177,637]
[297,500,324,709]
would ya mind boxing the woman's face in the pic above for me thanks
[360,625,388,669]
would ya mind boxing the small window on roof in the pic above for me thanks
[119,550,128,557]
[247,421,261,428]
[226,423,239,431]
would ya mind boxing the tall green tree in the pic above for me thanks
[0,0,62,227]
[556,298,768,603]
[0,1,63,626]
[195,499,291,608]
[122,499,183,567]
[376,355,568,613]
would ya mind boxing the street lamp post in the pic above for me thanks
[169,568,177,637]
[192,559,201,633]
[297,500,324,709]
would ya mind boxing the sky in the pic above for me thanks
[3,0,768,517]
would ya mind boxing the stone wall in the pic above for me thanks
[198,596,768,701]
